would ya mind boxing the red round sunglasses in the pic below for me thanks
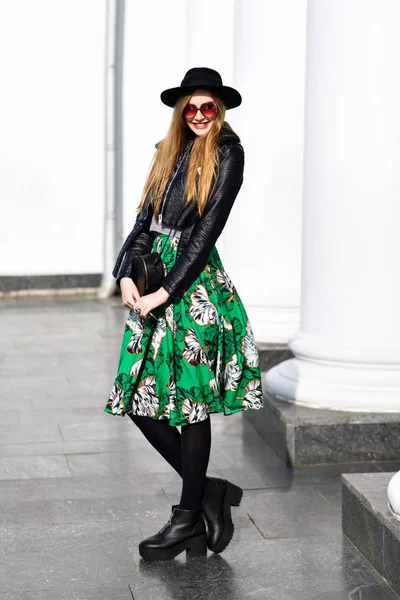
[182,102,218,121]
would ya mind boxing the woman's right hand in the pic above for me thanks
[120,277,140,309]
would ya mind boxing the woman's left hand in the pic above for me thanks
[133,287,170,319]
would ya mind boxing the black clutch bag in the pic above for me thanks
[130,207,184,296]
[131,249,164,297]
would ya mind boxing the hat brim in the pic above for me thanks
[160,85,242,109]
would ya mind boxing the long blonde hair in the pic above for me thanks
[137,93,238,218]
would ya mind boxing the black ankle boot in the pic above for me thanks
[139,506,207,561]
[201,477,243,553]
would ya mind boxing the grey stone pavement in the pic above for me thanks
[1,294,400,600]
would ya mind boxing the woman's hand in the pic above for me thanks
[120,277,140,309]
[133,287,170,319]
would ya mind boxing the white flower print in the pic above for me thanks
[151,317,167,360]
[130,358,143,377]
[165,304,177,338]
[169,236,179,251]
[209,377,218,393]
[182,328,211,368]
[131,375,159,417]
[156,237,163,253]
[182,398,209,423]
[220,315,233,330]
[209,350,222,393]
[243,379,263,409]
[126,311,144,354]
[241,320,260,368]
[189,284,218,326]
[108,384,125,415]
[216,268,235,295]
[160,373,176,419]
[223,353,242,391]
[159,404,171,419]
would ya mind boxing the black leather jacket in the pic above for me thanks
[113,127,244,299]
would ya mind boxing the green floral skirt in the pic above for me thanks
[104,232,263,426]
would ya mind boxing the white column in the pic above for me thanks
[266,0,400,411]
[223,0,307,343]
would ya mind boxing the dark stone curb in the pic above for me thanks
[342,472,400,595]
[255,343,294,373]
[0,274,102,293]
[245,391,400,466]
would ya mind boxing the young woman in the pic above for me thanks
[105,67,263,561]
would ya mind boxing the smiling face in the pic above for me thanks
[184,89,217,137]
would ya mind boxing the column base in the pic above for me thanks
[244,389,400,466]
[265,357,400,412]
[342,473,400,595]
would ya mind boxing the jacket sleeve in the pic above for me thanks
[161,143,244,299]
[115,203,154,287]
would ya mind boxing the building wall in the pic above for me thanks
[0,0,105,276]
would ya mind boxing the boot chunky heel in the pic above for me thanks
[226,481,243,507]
[139,506,207,561]
[186,534,208,558]
[202,477,243,554]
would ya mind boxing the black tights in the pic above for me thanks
[128,413,211,510]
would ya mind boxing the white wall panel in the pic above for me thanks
[0,0,105,274]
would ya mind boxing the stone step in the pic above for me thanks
[342,472,400,596]
[256,343,294,373]
[245,389,400,466]
[0,274,102,294]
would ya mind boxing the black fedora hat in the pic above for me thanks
[160,67,242,109]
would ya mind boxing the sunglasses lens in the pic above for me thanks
[201,104,216,118]
[183,105,197,120]
[183,103,217,120]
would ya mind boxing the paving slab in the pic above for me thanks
[241,486,340,539]
[128,533,396,600]
[2,586,134,600]
[0,519,142,554]
[0,454,71,480]
[129,577,399,600]
[0,472,176,503]
[0,542,141,593]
